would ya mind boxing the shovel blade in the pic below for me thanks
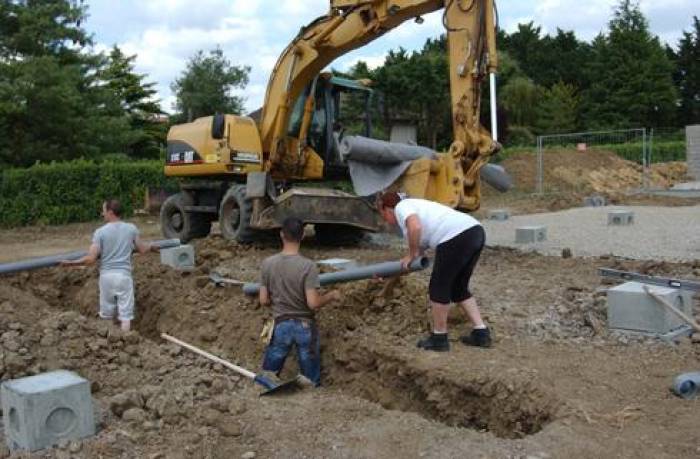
[260,378,303,396]
[254,374,303,396]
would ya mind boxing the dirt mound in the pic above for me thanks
[499,148,689,194]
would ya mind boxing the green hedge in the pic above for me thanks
[0,160,177,227]
[604,141,686,163]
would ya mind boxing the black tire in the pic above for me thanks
[219,185,256,243]
[314,224,365,246]
[160,192,211,242]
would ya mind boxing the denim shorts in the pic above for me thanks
[262,318,320,386]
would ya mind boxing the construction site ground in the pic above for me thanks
[1,149,700,458]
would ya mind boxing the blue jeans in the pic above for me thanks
[262,319,320,386]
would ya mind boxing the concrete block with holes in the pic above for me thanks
[607,282,694,334]
[160,244,195,269]
[515,226,547,244]
[488,209,511,221]
[608,210,634,225]
[583,195,606,207]
[1,370,95,451]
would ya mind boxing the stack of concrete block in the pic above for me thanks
[160,244,195,270]
[607,282,694,335]
[687,125,700,181]
[1,370,95,452]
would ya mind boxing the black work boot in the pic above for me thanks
[460,327,492,348]
[416,333,450,352]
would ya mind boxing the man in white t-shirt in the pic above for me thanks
[377,191,491,351]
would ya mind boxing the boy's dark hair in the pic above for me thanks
[376,191,401,210]
[104,199,123,217]
[281,217,304,242]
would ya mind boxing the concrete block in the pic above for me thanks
[607,210,634,225]
[488,209,510,221]
[515,226,547,244]
[607,282,694,334]
[160,244,195,269]
[1,370,95,452]
[583,195,606,207]
[317,258,358,271]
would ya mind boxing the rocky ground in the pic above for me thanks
[1,226,699,458]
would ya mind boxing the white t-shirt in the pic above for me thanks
[394,199,480,250]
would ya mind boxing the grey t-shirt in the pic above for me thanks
[260,253,320,319]
[92,221,139,274]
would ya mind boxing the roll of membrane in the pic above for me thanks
[672,372,700,399]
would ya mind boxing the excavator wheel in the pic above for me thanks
[314,224,365,246]
[219,185,256,243]
[160,192,211,242]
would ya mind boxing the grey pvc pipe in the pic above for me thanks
[480,163,513,192]
[243,256,430,296]
[672,372,700,399]
[0,238,181,276]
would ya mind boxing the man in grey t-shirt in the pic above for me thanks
[61,199,158,331]
[259,217,340,386]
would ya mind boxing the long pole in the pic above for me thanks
[490,73,498,142]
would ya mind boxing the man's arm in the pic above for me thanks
[402,214,422,269]
[259,286,271,307]
[305,288,341,311]
[134,236,158,254]
[61,243,100,267]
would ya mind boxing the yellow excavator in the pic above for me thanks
[161,0,502,244]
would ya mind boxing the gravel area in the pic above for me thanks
[482,205,700,262]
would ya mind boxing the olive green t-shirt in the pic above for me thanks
[260,253,321,318]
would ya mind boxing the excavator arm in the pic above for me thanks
[260,0,500,209]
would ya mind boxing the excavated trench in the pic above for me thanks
[324,343,559,439]
[6,251,560,441]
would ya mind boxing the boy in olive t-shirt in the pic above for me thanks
[259,217,340,386]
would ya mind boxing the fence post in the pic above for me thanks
[536,136,544,194]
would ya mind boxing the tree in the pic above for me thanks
[0,0,102,166]
[671,17,700,125]
[535,82,581,134]
[373,43,452,150]
[500,76,541,127]
[582,1,677,128]
[0,1,165,166]
[171,47,250,121]
[100,46,165,158]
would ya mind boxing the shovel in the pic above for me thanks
[161,333,305,396]
[208,272,245,287]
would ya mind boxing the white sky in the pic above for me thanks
[84,0,699,113]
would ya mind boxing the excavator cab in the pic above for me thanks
[286,74,373,179]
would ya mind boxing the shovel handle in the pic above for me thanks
[161,333,256,379]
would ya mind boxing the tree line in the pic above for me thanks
[1,0,698,167]
[340,0,699,149]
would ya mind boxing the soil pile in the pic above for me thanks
[499,148,689,194]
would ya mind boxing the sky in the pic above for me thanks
[84,0,698,114]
